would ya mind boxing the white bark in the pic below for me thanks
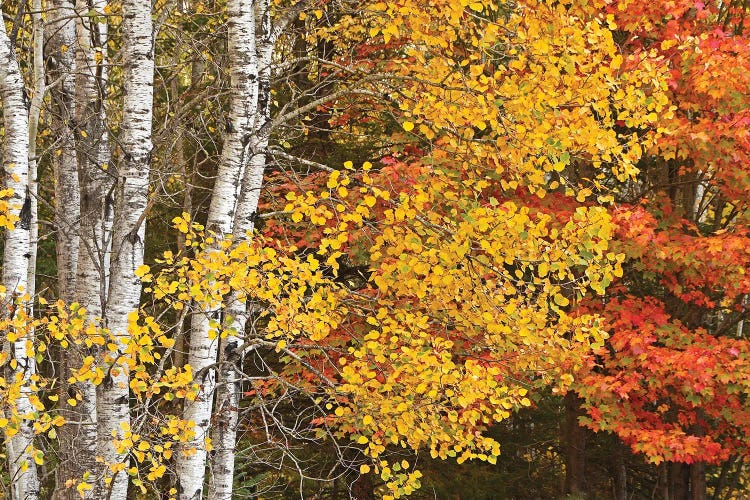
[98,1,154,498]
[208,138,270,500]
[74,0,111,319]
[0,10,40,500]
[177,1,259,497]
[208,2,272,496]
[19,2,43,492]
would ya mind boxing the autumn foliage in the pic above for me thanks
[0,0,749,498]
[567,0,750,492]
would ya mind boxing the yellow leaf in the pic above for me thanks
[134,265,150,278]
[360,464,371,474]
[660,39,677,50]
[402,121,415,132]
[160,337,176,349]
[327,177,339,189]
[553,294,570,307]
[537,261,548,277]
[77,481,93,496]
[611,54,623,69]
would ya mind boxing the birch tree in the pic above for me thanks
[26,0,43,311]
[175,1,259,497]
[48,0,80,309]
[208,1,272,496]
[98,0,154,496]
[73,0,112,320]
[0,6,40,499]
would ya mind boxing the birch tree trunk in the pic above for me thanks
[208,2,272,495]
[0,10,40,500]
[98,1,154,497]
[74,0,111,319]
[51,0,112,494]
[176,1,259,497]
[21,2,43,492]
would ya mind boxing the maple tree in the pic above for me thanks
[566,0,750,498]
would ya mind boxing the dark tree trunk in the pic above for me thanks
[613,441,628,500]
[350,472,375,500]
[563,392,587,497]
[671,462,690,500]
[690,462,706,500]
[658,463,670,500]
